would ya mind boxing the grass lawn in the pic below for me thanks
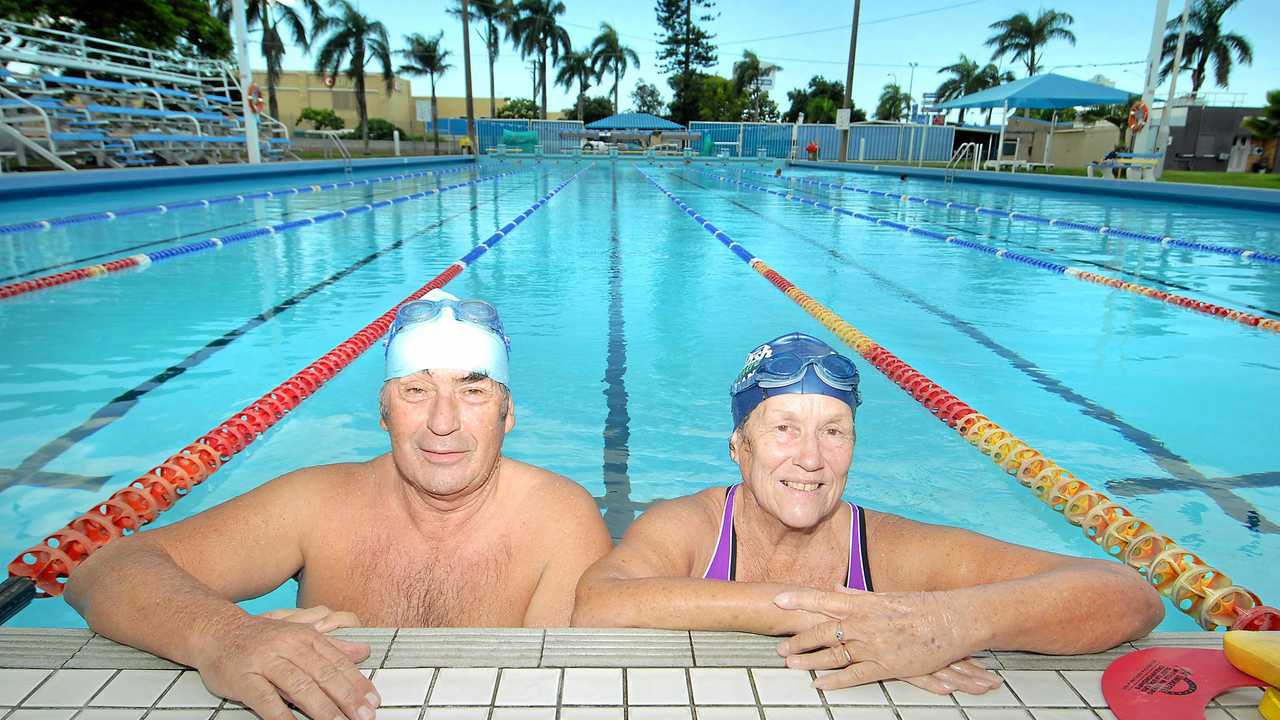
[841,162,1280,190]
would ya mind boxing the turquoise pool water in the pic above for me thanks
[1,157,1276,630]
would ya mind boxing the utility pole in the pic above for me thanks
[230,0,260,163]
[1135,0,1171,153]
[461,0,477,154]
[837,0,861,163]
[1153,0,1191,176]
[906,61,918,123]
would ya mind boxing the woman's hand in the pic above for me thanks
[261,606,362,634]
[774,586,1000,694]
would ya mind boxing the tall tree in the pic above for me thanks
[313,0,394,153]
[450,0,512,118]
[508,0,571,119]
[216,0,322,120]
[1082,95,1141,149]
[935,54,1012,125]
[556,49,600,121]
[630,79,665,115]
[1159,0,1252,98]
[4,0,233,57]
[655,0,718,124]
[590,23,641,115]
[984,9,1076,76]
[731,50,780,122]
[398,32,451,155]
[784,75,858,123]
[875,82,910,121]
[1242,89,1279,170]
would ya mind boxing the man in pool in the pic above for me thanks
[573,332,1163,694]
[66,290,612,720]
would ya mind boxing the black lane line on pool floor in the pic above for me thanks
[671,170,1276,535]
[757,172,1280,319]
[0,175,543,495]
[0,169,484,284]
[600,164,639,540]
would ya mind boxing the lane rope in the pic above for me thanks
[637,166,1274,631]
[0,163,486,237]
[741,166,1280,266]
[0,164,543,302]
[690,167,1279,334]
[6,162,590,599]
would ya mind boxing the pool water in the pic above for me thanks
[1,157,1276,630]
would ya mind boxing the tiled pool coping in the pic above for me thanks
[0,629,1266,719]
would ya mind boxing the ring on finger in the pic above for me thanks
[833,623,845,644]
[839,643,853,666]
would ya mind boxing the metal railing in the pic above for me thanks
[945,141,983,182]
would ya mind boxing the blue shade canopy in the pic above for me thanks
[585,112,684,130]
[935,73,1136,110]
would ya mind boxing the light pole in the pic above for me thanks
[906,61,918,123]
[836,0,861,163]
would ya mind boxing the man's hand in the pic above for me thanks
[195,615,380,720]
[262,606,363,634]
[774,586,1000,695]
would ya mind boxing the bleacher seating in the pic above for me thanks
[0,19,297,171]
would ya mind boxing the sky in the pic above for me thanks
[254,0,1280,117]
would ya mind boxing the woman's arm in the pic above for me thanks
[571,496,823,635]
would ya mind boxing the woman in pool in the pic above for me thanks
[573,332,1163,694]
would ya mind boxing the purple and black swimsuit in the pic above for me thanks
[701,483,874,591]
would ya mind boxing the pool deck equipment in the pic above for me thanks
[0,163,542,301]
[688,166,1280,334]
[0,163,478,236]
[637,166,1275,631]
[743,167,1280,266]
[2,163,589,618]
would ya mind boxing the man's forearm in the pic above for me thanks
[64,539,250,667]
[948,562,1163,655]
[574,577,815,635]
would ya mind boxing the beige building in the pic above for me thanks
[256,69,511,135]
[996,116,1126,168]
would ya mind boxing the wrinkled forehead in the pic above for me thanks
[386,369,503,389]
[752,393,855,425]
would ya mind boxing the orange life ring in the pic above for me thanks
[323,74,335,88]
[1127,101,1148,131]
[246,83,265,114]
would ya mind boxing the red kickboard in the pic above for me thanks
[1103,647,1267,720]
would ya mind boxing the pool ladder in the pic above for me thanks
[945,142,983,183]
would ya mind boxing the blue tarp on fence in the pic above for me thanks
[474,119,585,154]
[686,122,955,162]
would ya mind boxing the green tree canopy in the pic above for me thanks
[312,0,395,151]
[590,23,640,116]
[497,97,539,118]
[1242,90,1280,141]
[298,106,345,129]
[934,54,1013,124]
[3,0,232,58]
[630,79,665,115]
[875,83,910,121]
[655,0,718,123]
[694,75,743,122]
[783,75,863,123]
[561,96,615,124]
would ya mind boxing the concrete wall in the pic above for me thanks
[1166,105,1264,171]
[1048,125,1124,168]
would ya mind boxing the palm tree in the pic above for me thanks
[1242,89,1279,170]
[1159,0,1252,98]
[507,0,571,119]
[732,50,781,122]
[312,0,394,153]
[875,83,910,121]
[984,9,1076,76]
[450,0,512,118]
[215,0,323,120]
[398,32,452,155]
[935,54,1014,125]
[555,49,600,121]
[590,23,639,116]
[805,97,838,124]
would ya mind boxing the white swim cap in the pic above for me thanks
[384,289,510,385]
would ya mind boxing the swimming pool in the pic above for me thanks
[1,157,1276,630]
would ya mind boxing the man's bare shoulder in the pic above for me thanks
[499,458,603,525]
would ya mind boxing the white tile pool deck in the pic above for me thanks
[0,629,1267,720]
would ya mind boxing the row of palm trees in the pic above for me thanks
[926,2,1251,126]
[219,0,642,151]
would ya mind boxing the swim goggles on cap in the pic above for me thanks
[731,332,861,429]
[387,297,509,350]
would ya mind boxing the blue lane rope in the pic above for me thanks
[0,163,485,237]
[739,167,1280,266]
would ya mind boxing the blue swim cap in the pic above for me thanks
[730,332,861,430]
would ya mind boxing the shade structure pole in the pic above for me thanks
[996,99,1008,167]
[1153,0,1192,176]
[837,0,861,162]
[1044,110,1056,165]
[1135,0,1171,154]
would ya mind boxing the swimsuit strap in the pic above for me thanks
[702,484,740,581]
[845,502,874,591]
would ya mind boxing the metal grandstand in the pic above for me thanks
[0,19,295,171]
